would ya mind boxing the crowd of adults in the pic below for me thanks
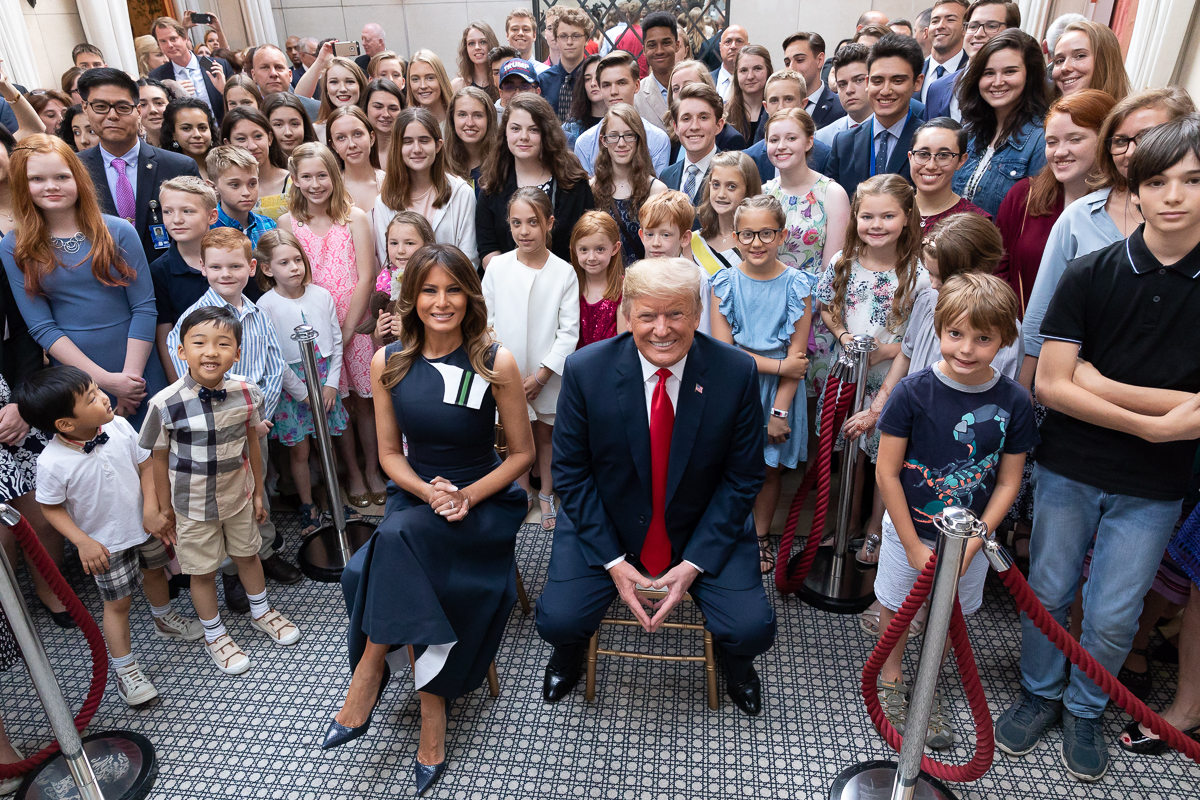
[0,1,1199,795]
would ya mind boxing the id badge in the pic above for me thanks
[150,225,170,250]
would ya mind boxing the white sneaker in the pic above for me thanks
[250,608,301,646]
[115,661,159,706]
[152,609,204,641]
[206,634,251,675]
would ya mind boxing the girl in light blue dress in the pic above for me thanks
[710,195,814,573]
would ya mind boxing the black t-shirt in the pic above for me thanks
[1038,227,1200,500]
[879,366,1039,542]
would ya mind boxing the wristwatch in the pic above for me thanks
[770,408,788,419]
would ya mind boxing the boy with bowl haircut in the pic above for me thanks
[143,304,301,675]
[166,228,300,611]
[873,273,1037,750]
[206,144,277,248]
[17,366,203,705]
[995,114,1200,781]
[637,190,711,334]
[152,176,221,382]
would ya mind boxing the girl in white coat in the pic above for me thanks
[373,107,479,268]
[482,188,580,530]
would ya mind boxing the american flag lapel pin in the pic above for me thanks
[695,384,703,394]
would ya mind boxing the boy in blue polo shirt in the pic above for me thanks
[207,144,276,247]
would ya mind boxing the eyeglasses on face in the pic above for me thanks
[87,100,138,116]
[966,21,1006,33]
[1107,133,1144,155]
[601,132,639,144]
[735,228,781,245]
[909,149,961,166]
[557,32,586,43]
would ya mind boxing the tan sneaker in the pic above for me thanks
[206,634,251,675]
[878,677,909,735]
[115,660,159,706]
[153,609,204,641]
[250,609,301,646]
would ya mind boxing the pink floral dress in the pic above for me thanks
[293,219,375,397]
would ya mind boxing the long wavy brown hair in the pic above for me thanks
[444,87,496,181]
[592,104,655,215]
[1024,89,1116,218]
[455,21,501,101]
[724,45,773,142]
[9,134,135,297]
[381,107,453,211]
[481,94,587,194]
[381,243,499,388]
[829,174,922,334]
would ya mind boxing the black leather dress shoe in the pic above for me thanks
[262,553,304,585]
[726,666,763,716]
[222,572,250,614]
[542,646,584,703]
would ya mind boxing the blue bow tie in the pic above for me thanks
[83,432,109,454]
[197,386,227,404]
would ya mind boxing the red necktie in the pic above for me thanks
[640,368,674,576]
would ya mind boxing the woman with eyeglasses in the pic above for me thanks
[907,118,989,234]
[589,104,665,264]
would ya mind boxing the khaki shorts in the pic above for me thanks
[175,502,260,575]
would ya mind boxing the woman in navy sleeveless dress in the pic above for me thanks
[326,244,534,796]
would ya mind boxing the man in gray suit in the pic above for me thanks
[634,11,679,132]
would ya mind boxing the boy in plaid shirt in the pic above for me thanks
[17,366,203,705]
[141,306,301,675]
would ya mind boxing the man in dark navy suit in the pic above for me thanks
[77,69,200,264]
[920,0,970,104]
[826,34,926,198]
[660,84,743,206]
[149,16,234,128]
[536,258,775,716]
[782,32,846,130]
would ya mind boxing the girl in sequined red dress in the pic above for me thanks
[569,211,625,349]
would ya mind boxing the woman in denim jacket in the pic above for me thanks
[952,30,1049,217]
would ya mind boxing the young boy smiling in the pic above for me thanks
[208,145,277,248]
[638,190,711,334]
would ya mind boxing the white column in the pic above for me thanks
[1017,0,1053,41]
[77,0,138,77]
[0,0,39,88]
[1125,0,1193,90]
[238,0,280,48]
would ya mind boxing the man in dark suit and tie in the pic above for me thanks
[149,16,234,128]
[536,258,776,716]
[76,69,200,264]
[826,34,926,198]
[920,0,970,103]
[660,84,741,206]
[782,32,846,130]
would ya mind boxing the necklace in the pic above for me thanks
[50,233,87,254]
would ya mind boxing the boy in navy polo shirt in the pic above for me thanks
[995,115,1200,782]
[151,177,219,382]
[873,273,1036,750]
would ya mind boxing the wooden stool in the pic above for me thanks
[584,588,718,710]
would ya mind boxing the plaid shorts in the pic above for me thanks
[92,538,170,602]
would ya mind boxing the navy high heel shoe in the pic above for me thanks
[320,667,391,751]
[414,758,447,795]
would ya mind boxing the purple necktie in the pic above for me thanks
[111,158,135,223]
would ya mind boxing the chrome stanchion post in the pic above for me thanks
[830,505,984,800]
[293,325,376,582]
[799,334,879,613]
[0,505,156,800]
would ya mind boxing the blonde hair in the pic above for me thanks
[134,35,162,77]
[255,229,313,292]
[620,257,702,318]
[159,176,218,211]
[205,144,258,180]
[570,211,625,302]
[406,50,454,116]
[764,69,807,98]
[368,50,404,79]
[933,273,1020,347]
[286,142,354,225]
[1055,20,1130,103]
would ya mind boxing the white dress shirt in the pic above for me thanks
[604,351,703,574]
[100,140,140,215]
[814,114,859,147]
[804,85,824,117]
[680,145,718,202]
[921,50,965,103]
[173,54,211,108]
[715,66,734,102]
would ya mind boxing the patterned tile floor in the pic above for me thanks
[2,501,1198,799]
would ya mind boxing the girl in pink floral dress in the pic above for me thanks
[278,142,389,507]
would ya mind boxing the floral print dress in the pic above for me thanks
[814,253,929,461]
[765,175,835,397]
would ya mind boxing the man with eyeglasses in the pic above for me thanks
[920,0,969,103]
[924,0,1020,120]
[575,53,670,175]
[538,8,593,123]
[76,68,199,263]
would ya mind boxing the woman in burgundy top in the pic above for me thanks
[908,118,991,234]
[994,89,1117,316]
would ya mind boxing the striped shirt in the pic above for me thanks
[167,288,285,419]
[139,374,263,521]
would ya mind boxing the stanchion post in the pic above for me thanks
[0,505,104,800]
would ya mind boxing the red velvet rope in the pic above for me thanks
[999,565,1200,763]
[0,513,109,779]
[860,555,995,782]
[774,374,855,593]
